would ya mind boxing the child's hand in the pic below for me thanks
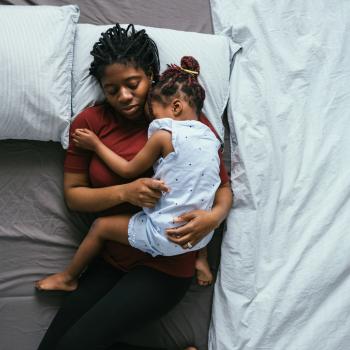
[72,128,100,151]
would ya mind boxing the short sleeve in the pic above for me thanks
[148,118,173,139]
[64,110,94,173]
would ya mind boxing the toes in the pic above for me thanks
[197,278,213,286]
[197,279,208,286]
[34,281,44,290]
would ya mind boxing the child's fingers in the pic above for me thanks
[74,128,89,136]
[72,137,81,145]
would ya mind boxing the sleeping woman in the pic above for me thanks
[36,24,232,350]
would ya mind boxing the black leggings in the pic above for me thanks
[37,259,192,350]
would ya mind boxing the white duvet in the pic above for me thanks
[209,1,350,349]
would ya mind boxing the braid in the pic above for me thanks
[146,88,155,122]
[90,24,160,82]
[151,56,205,116]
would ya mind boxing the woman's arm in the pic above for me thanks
[73,128,172,178]
[64,172,169,212]
[166,182,233,247]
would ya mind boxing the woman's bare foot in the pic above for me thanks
[184,347,197,350]
[195,256,213,286]
[35,272,78,292]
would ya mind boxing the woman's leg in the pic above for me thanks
[37,259,125,350]
[53,265,192,350]
[35,215,132,291]
[38,260,170,350]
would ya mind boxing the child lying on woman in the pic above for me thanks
[36,56,232,291]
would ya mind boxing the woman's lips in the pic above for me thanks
[122,104,139,112]
[120,104,142,119]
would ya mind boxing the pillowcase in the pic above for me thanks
[0,5,79,148]
[72,24,240,141]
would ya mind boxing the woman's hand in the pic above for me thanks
[64,173,169,213]
[122,178,169,208]
[166,183,233,249]
[73,128,100,151]
[166,210,220,249]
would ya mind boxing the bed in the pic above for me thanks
[2,1,349,350]
[0,1,235,350]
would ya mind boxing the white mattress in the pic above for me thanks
[209,1,350,349]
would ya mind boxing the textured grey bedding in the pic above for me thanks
[0,1,226,349]
[0,0,213,33]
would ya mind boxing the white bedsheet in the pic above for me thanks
[209,1,350,349]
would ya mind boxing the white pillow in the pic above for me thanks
[72,24,240,141]
[0,5,79,148]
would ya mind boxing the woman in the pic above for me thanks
[37,24,232,350]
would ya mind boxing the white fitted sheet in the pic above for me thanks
[209,1,350,349]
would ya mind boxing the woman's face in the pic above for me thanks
[101,63,152,121]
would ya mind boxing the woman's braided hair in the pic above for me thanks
[150,56,205,116]
[90,24,160,82]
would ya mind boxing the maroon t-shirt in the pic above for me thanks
[64,105,229,277]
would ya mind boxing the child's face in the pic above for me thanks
[150,100,174,119]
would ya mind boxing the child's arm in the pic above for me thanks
[72,128,172,178]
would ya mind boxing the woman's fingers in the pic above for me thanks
[166,209,217,248]
[140,179,169,201]
[147,186,163,199]
[148,178,170,193]
[174,211,196,223]
[142,201,157,208]
[168,232,196,247]
[166,225,199,245]
[166,225,191,237]
[166,216,192,242]
[124,178,169,207]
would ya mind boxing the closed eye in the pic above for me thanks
[128,81,140,89]
[105,88,118,96]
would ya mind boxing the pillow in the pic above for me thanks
[0,5,79,148]
[72,24,240,141]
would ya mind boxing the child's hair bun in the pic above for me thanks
[180,56,200,76]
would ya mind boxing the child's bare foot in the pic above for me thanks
[35,272,78,292]
[195,257,213,286]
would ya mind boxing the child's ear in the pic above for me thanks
[172,99,183,117]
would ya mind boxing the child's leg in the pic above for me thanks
[35,214,132,291]
[195,247,213,286]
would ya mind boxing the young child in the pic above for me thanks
[36,56,230,291]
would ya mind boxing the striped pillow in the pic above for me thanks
[0,5,79,148]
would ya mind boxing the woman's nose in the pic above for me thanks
[119,87,133,103]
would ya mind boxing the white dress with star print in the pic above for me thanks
[128,118,221,256]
